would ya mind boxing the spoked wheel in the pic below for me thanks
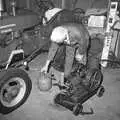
[73,8,85,23]
[73,8,85,15]
[86,69,103,91]
[0,68,32,114]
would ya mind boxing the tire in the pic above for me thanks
[86,69,103,91]
[96,85,105,97]
[0,68,32,114]
[73,104,83,116]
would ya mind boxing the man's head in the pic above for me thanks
[50,26,70,44]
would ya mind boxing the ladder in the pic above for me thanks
[101,0,119,67]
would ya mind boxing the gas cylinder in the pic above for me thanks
[38,72,52,92]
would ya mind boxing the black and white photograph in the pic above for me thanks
[0,0,120,120]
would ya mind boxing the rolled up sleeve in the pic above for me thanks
[47,42,59,61]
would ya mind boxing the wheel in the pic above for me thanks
[0,68,32,114]
[96,85,105,97]
[73,8,85,15]
[86,69,103,91]
[73,104,83,116]
[54,92,67,105]
[73,8,85,23]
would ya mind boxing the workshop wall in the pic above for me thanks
[15,0,109,10]
[16,0,108,11]
[74,0,108,10]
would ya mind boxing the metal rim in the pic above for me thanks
[0,77,26,107]
[90,71,102,89]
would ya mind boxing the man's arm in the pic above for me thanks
[47,42,59,61]
[45,42,59,69]
[41,42,59,73]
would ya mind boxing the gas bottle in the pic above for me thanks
[38,72,52,91]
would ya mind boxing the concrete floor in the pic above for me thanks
[0,53,120,120]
